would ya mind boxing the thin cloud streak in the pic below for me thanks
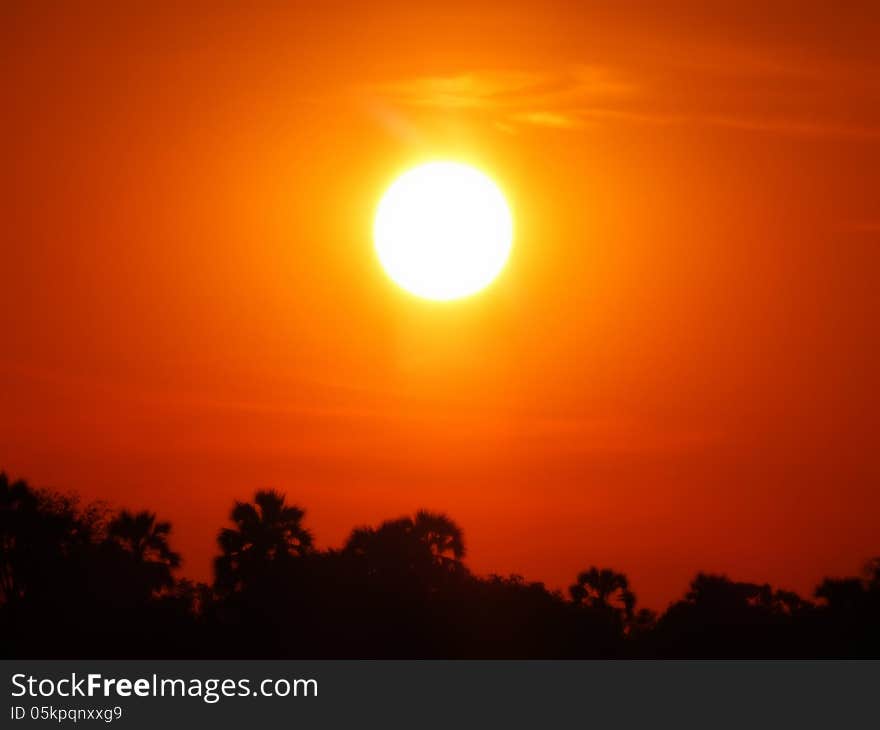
[364,63,880,138]
[362,67,636,131]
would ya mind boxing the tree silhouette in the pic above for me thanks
[0,474,37,604]
[344,510,467,585]
[0,474,98,606]
[412,510,466,566]
[863,558,880,590]
[214,490,313,593]
[106,510,181,594]
[569,566,636,620]
[3,471,880,659]
[345,518,431,579]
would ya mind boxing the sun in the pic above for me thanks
[374,161,513,301]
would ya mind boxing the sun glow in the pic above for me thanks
[374,162,513,301]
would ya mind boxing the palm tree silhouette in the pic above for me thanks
[107,510,181,593]
[569,566,636,619]
[412,510,466,567]
[108,510,181,567]
[215,490,313,592]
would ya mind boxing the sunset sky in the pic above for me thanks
[3,2,879,608]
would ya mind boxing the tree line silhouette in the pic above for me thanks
[2,472,878,658]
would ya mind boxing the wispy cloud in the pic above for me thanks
[362,61,880,139]
[363,67,636,132]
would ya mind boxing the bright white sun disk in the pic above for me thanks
[374,162,513,301]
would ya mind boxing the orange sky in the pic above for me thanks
[2,2,879,608]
